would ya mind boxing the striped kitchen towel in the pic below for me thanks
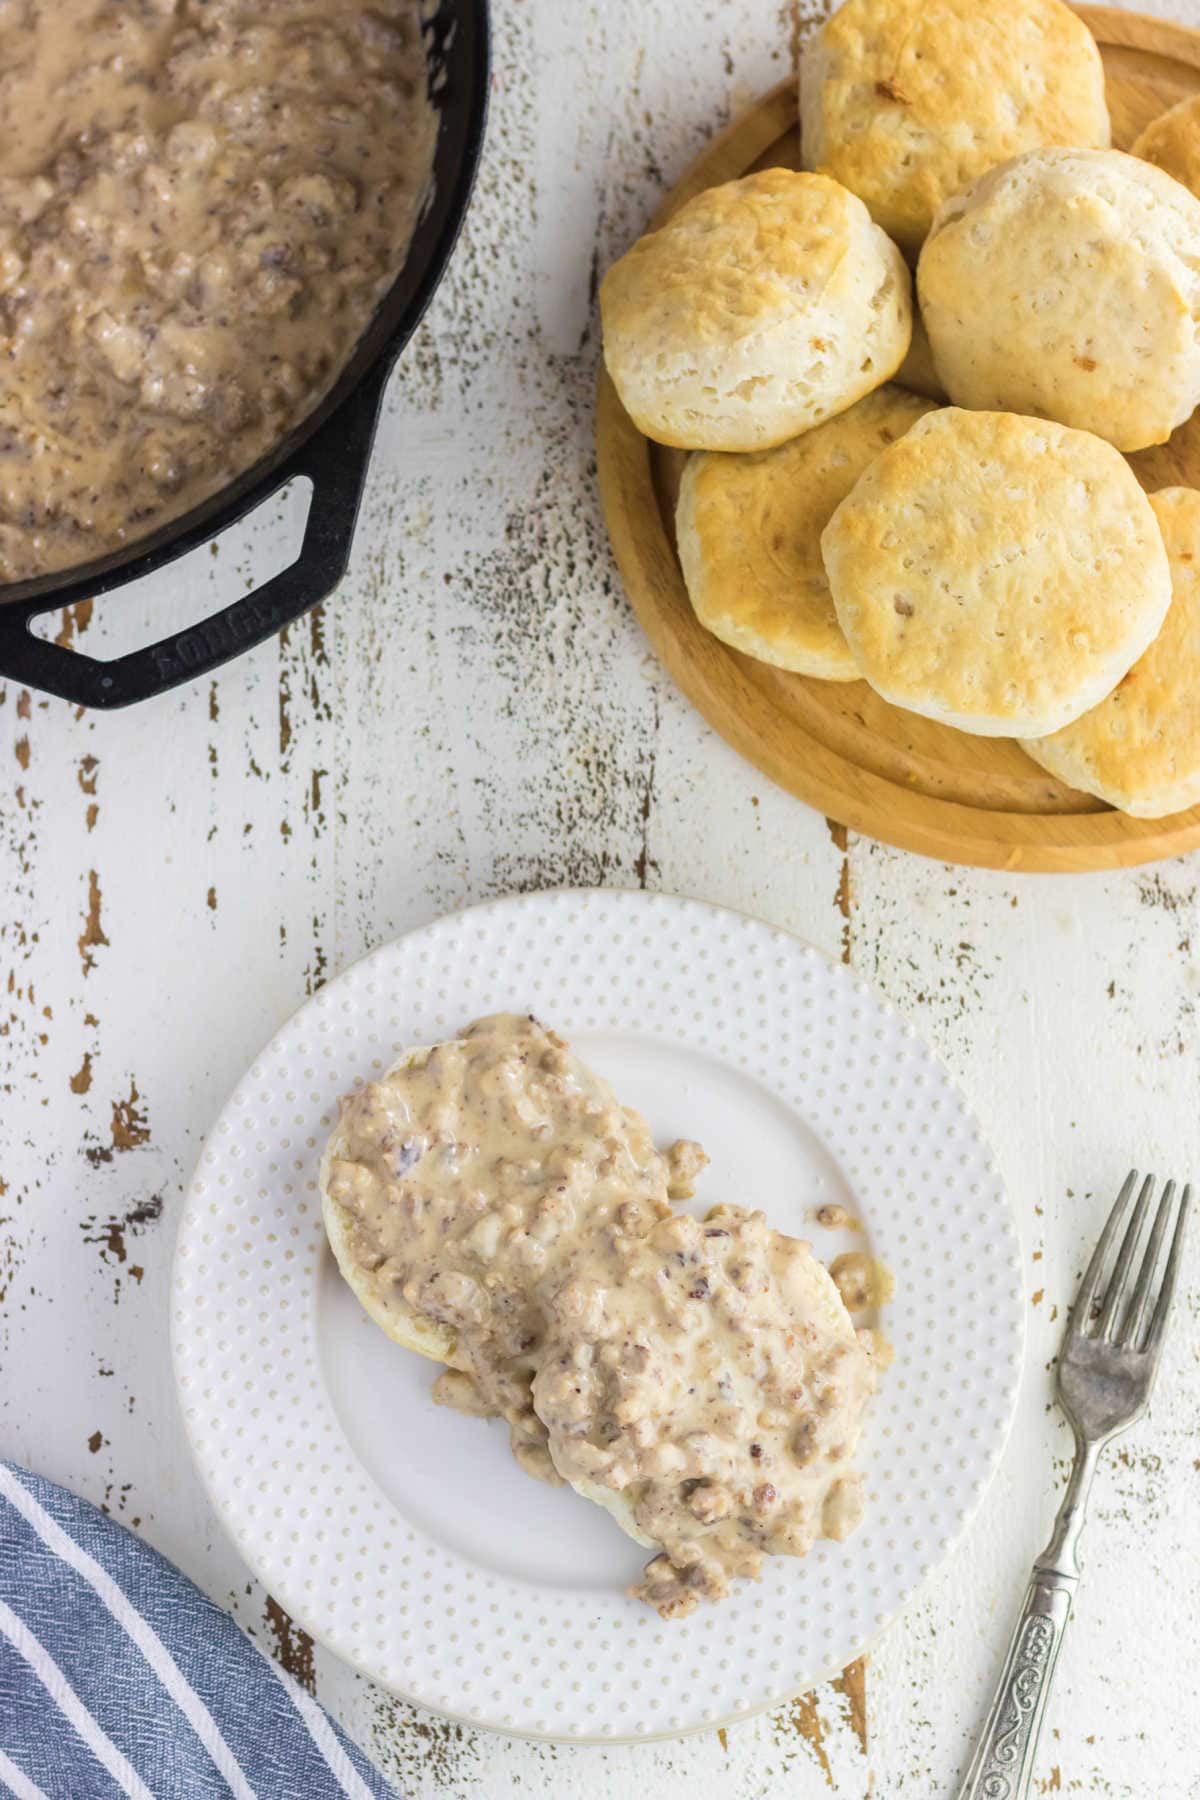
[0,1462,400,1800]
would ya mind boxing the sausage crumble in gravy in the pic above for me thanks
[0,0,435,582]
[324,1014,880,1619]
[326,1015,679,1489]
[535,1203,875,1618]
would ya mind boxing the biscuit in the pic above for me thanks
[321,1046,459,1366]
[1022,488,1200,817]
[800,0,1109,253]
[676,386,938,680]
[918,148,1200,453]
[820,409,1173,738]
[1133,93,1200,198]
[600,169,911,452]
[894,309,946,403]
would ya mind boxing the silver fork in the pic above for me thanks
[956,1170,1191,1800]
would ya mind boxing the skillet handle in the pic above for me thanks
[0,372,388,710]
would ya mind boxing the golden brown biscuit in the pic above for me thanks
[894,309,946,403]
[1022,488,1200,817]
[918,148,1200,453]
[801,0,1109,253]
[600,169,911,452]
[1133,93,1200,198]
[676,386,938,680]
[820,409,1173,738]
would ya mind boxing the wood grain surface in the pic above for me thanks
[597,8,1200,871]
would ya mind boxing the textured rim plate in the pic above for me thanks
[171,889,1024,1743]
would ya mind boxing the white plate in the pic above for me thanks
[171,889,1024,1743]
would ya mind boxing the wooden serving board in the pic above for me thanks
[596,6,1200,872]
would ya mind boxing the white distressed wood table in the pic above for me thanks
[2,2,1199,1794]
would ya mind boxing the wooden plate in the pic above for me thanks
[596,6,1200,871]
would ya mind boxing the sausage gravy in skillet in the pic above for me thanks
[0,0,435,582]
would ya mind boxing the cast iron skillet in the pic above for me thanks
[0,0,489,710]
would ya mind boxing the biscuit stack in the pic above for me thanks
[600,0,1200,820]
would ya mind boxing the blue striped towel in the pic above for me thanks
[0,1462,400,1799]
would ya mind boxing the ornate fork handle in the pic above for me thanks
[959,1174,1191,1798]
[958,1435,1099,1799]
[955,1570,1076,1800]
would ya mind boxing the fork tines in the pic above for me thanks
[1074,1170,1192,1356]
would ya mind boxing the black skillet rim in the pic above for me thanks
[0,0,490,703]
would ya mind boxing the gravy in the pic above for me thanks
[0,0,435,581]
[324,1015,879,1618]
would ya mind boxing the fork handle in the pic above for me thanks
[954,1570,1077,1800]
